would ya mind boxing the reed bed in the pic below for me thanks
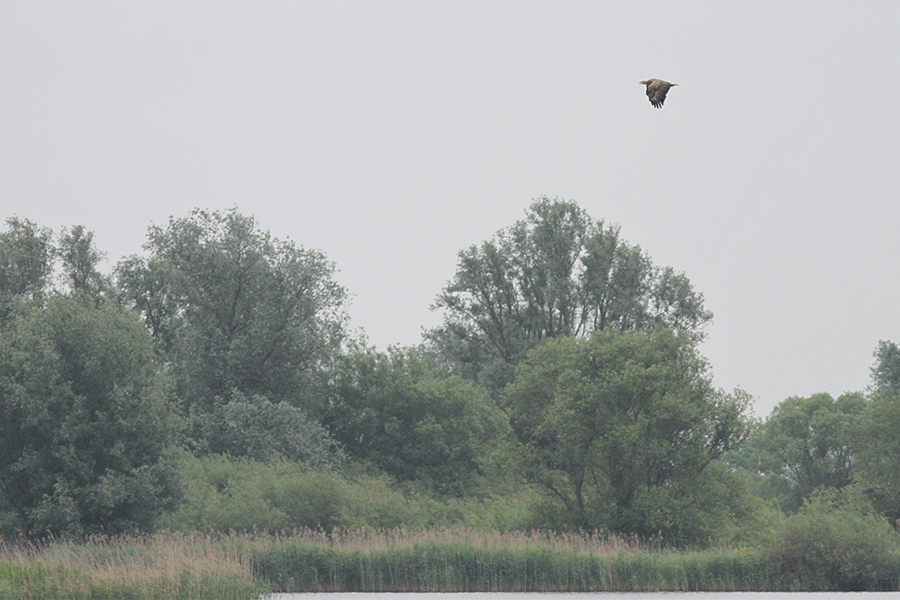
[248,528,769,592]
[0,531,266,600]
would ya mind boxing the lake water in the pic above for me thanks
[266,594,900,600]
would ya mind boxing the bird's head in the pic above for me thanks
[639,80,650,85]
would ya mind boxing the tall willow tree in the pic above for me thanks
[323,345,510,495]
[428,197,712,393]
[116,208,349,416]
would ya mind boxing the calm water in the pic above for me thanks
[266,594,900,600]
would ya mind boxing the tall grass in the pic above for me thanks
[248,528,768,592]
[2,523,897,596]
[0,532,265,600]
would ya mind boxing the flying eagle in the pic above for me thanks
[639,79,677,108]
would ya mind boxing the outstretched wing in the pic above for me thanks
[647,81,669,108]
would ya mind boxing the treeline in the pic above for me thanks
[0,198,899,555]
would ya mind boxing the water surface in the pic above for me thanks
[268,593,900,600]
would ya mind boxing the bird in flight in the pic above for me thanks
[639,79,677,108]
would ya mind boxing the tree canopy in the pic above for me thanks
[0,295,182,536]
[188,392,346,471]
[871,340,900,395]
[501,327,751,538]
[116,208,348,415]
[0,217,54,324]
[749,392,864,513]
[58,225,110,298]
[4,205,899,548]
[324,345,511,495]
[854,387,900,526]
[428,197,712,394]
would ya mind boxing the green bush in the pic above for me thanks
[161,455,346,532]
[164,455,446,533]
[764,487,900,590]
[187,391,346,470]
[163,454,548,534]
[337,475,427,530]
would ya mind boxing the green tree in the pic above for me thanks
[870,340,900,394]
[188,391,345,471]
[853,343,900,524]
[324,345,511,495]
[58,225,110,299]
[428,197,712,395]
[116,208,348,414]
[854,389,900,525]
[0,295,182,536]
[114,255,178,349]
[0,217,54,324]
[501,328,751,541]
[752,392,865,513]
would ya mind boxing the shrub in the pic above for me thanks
[163,455,440,533]
[764,487,900,590]
[161,455,347,532]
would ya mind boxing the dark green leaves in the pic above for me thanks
[751,392,864,513]
[0,296,182,536]
[502,328,752,539]
[324,346,510,495]
[117,208,348,414]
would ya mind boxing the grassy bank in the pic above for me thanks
[2,527,899,598]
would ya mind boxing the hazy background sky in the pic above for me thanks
[2,1,898,417]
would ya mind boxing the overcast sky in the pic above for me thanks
[2,1,898,417]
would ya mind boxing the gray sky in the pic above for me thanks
[2,1,898,417]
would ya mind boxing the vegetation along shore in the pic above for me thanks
[3,517,900,599]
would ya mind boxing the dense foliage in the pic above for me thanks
[747,392,865,513]
[116,208,348,415]
[324,345,511,494]
[501,328,752,541]
[854,389,900,525]
[871,340,900,394]
[187,392,346,469]
[115,208,348,462]
[0,295,181,536]
[764,487,900,590]
[0,217,54,324]
[428,197,712,395]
